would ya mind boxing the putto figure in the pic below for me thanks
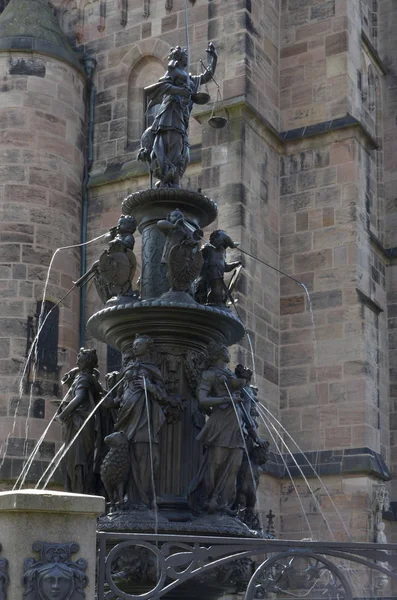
[157,208,203,294]
[111,335,168,509]
[196,230,242,305]
[138,43,218,188]
[75,215,138,302]
[57,348,103,495]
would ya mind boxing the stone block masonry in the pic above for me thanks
[73,0,392,544]
[0,0,390,552]
[0,52,86,480]
[279,131,388,464]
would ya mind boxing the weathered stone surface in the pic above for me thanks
[0,0,393,547]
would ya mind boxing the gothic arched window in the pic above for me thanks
[0,0,10,14]
[82,0,101,39]
[60,0,79,44]
[127,56,165,147]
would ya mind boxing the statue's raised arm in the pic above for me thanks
[198,42,218,85]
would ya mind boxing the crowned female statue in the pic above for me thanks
[138,43,218,188]
[188,343,268,518]
[112,335,168,509]
[187,342,247,516]
[57,349,103,495]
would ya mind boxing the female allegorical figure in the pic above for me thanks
[57,348,103,495]
[113,335,168,508]
[188,342,247,516]
[138,43,217,187]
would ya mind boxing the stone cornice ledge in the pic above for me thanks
[195,95,378,149]
[264,446,391,481]
[0,489,105,515]
[356,287,384,315]
[89,145,202,189]
[369,230,397,261]
[89,97,378,189]
[0,37,85,75]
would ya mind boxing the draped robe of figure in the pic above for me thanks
[139,44,217,187]
[144,67,200,186]
[114,359,167,507]
[61,372,103,495]
[188,366,245,514]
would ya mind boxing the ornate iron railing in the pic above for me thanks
[96,532,397,600]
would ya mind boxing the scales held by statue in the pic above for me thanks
[137,40,228,189]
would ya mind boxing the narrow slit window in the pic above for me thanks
[35,300,59,374]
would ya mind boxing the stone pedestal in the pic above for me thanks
[0,490,104,600]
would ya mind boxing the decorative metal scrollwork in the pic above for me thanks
[97,533,397,600]
[245,551,353,600]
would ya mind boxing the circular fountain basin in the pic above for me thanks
[121,188,218,230]
[87,296,245,352]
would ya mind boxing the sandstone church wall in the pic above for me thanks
[0,0,394,551]
[0,50,86,479]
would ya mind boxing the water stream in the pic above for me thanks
[143,376,159,535]
[224,381,264,531]
[234,247,352,545]
[0,279,90,477]
[245,332,257,385]
[143,376,161,580]
[256,405,314,539]
[256,404,336,541]
[13,386,73,490]
[35,441,65,490]
[258,401,352,542]
[12,234,108,474]
[37,376,125,490]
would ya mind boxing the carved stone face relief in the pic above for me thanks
[23,542,88,600]
[0,545,8,600]
[38,565,74,600]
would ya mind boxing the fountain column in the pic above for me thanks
[139,219,168,299]
[88,188,245,525]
